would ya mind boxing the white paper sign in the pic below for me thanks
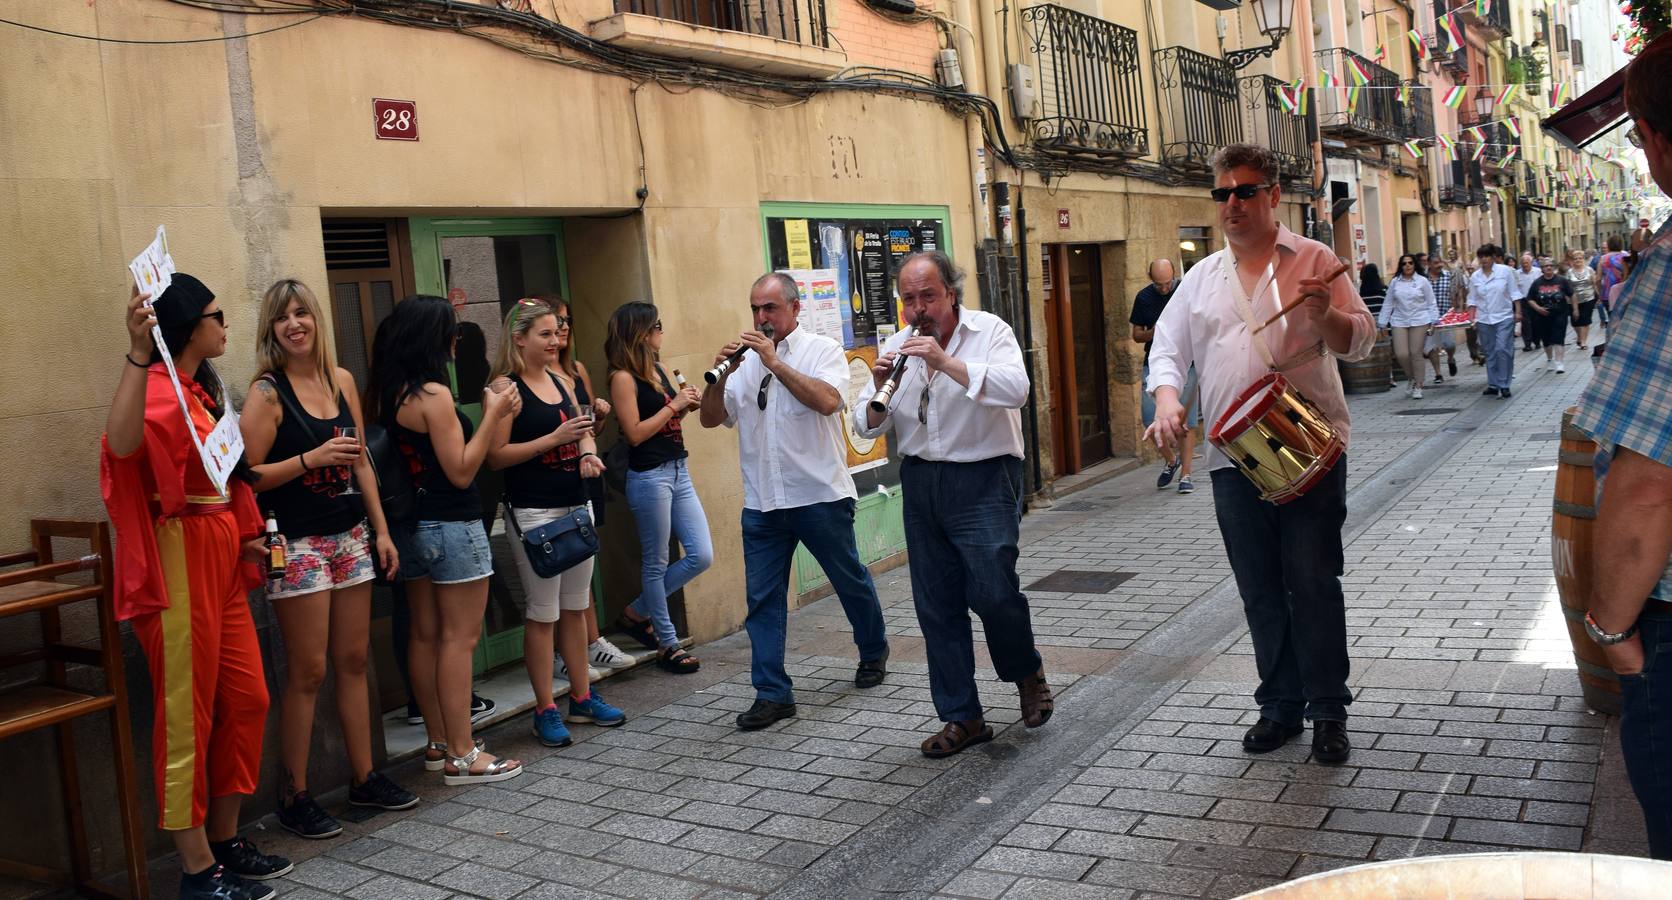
[780,268,844,344]
[128,225,231,498]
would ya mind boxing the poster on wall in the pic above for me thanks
[857,228,892,338]
[785,219,814,269]
[842,347,888,473]
[779,268,844,344]
[818,224,855,347]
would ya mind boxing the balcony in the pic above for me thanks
[1402,80,1435,144]
[1440,157,1486,208]
[596,0,840,76]
[1572,38,1584,70]
[1239,75,1315,183]
[1314,48,1404,145]
[1021,5,1149,160]
[1154,46,1242,170]
[1459,0,1510,41]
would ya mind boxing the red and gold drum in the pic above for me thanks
[1208,373,1343,505]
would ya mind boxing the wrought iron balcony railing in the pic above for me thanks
[616,0,828,46]
[1239,75,1314,183]
[1440,157,1487,207]
[1153,46,1242,170]
[1314,48,1404,145]
[1460,0,1510,40]
[1401,80,1435,144]
[1021,5,1149,159]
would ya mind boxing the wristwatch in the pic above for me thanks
[1584,610,1638,646]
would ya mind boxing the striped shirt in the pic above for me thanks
[1575,221,1672,600]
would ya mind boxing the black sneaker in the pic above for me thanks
[350,771,420,811]
[180,864,271,900]
[1156,459,1181,490]
[277,791,342,839]
[210,836,292,881]
[1448,355,1458,376]
[471,693,496,724]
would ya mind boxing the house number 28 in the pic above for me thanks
[372,99,419,142]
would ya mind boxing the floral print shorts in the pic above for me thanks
[268,520,376,599]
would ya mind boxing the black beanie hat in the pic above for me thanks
[153,273,215,329]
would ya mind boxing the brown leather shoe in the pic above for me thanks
[1019,668,1054,728]
[920,719,993,758]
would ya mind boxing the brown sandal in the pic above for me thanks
[920,719,993,758]
[1019,669,1054,728]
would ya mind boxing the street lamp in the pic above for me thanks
[1473,91,1493,123]
[1225,0,1296,70]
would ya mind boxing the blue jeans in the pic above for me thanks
[1620,609,1672,860]
[742,499,889,703]
[1476,319,1516,391]
[1211,460,1352,725]
[901,455,1042,722]
[1141,363,1200,428]
[625,460,713,648]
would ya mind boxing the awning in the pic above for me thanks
[1542,63,1630,151]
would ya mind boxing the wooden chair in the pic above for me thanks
[0,520,147,899]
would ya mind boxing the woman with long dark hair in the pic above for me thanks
[606,302,711,674]
[489,299,626,747]
[1377,254,1439,399]
[241,279,415,838]
[102,275,291,900]
[365,295,524,785]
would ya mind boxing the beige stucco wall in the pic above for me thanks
[0,0,973,870]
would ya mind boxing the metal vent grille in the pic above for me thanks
[332,282,369,383]
[323,221,391,271]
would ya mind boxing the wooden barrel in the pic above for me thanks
[1339,336,1393,395]
[1552,406,1620,715]
[1243,852,1672,899]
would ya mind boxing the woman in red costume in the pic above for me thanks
[102,275,292,900]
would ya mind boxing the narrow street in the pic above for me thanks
[250,354,1647,900]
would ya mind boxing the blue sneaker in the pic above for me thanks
[532,705,572,747]
[568,691,626,727]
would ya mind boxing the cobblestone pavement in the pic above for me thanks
[251,351,1648,900]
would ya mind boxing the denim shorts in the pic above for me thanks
[268,520,376,599]
[1141,363,1200,428]
[399,520,493,585]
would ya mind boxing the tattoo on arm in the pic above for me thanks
[254,379,280,406]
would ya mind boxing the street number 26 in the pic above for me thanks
[380,108,413,133]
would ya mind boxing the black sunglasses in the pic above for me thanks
[652,320,664,333]
[757,373,773,411]
[1211,183,1273,203]
[198,310,226,326]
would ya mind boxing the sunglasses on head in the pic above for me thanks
[1211,183,1272,203]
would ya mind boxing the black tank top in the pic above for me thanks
[629,367,686,472]
[257,372,360,539]
[504,371,586,508]
[390,407,482,522]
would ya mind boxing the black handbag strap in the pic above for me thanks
[654,365,677,398]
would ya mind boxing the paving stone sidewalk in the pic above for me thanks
[247,351,1647,900]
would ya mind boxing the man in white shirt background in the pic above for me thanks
[1146,143,1376,766]
[1467,244,1520,398]
[853,251,1053,759]
[1513,252,1541,352]
[700,273,890,731]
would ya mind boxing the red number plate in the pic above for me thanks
[373,98,418,142]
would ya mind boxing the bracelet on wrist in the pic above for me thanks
[299,451,311,472]
[580,451,599,460]
[125,353,148,369]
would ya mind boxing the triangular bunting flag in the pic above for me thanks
[1466,126,1485,143]
[1504,116,1521,139]
[1346,56,1371,86]
[1495,83,1518,106]
[1320,68,1336,90]
[1441,85,1466,108]
[1408,29,1429,62]
[1472,141,1488,161]
[1404,141,1424,160]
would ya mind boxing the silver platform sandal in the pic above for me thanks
[442,745,523,786]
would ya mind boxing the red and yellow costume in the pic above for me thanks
[100,364,268,831]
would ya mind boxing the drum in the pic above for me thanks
[1208,373,1343,505]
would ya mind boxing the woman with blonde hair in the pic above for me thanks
[606,301,710,674]
[489,299,626,746]
[240,278,414,838]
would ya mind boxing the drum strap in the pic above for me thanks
[1224,252,1328,374]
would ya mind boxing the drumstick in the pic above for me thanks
[1251,262,1354,335]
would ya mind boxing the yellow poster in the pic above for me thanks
[843,347,888,472]
[785,219,813,269]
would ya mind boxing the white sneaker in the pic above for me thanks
[557,657,603,682]
[588,637,636,670]
[1411,387,1423,399]
[1556,363,1566,374]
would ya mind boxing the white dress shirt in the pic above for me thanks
[722,326,856,512]
[852,307,1028,461]
[1468,264,1518,325]
[1148,225,1377,472]
[1377,275,1439,328]
[1511,266,1540,302]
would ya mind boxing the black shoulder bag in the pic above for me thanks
[505,376,599,577]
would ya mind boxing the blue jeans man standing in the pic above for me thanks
[698,273,892,731]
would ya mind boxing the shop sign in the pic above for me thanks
[374,98,419,142]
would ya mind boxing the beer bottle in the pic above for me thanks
[265,513,287,582]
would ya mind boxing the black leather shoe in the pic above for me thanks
[855,648,889,689]
[737,699,797,731]
[1499,389,1512,398]
[1242,717,1304,753]
[1482,387,1499,396]
[1312,720,1352,765]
